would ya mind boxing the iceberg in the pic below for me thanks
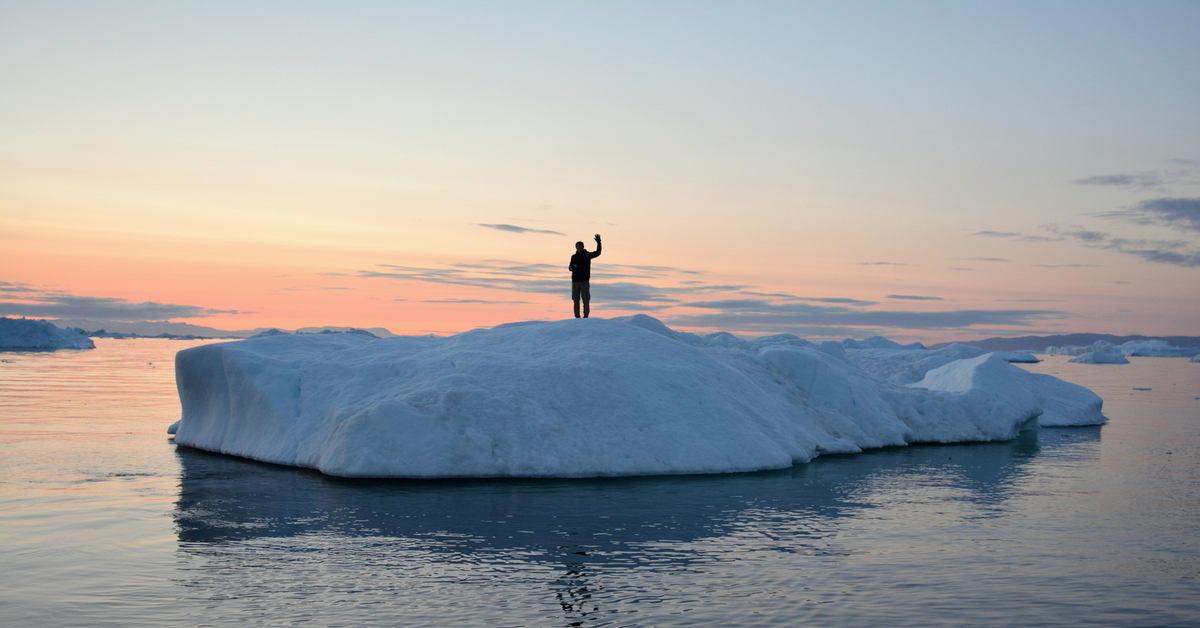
[1116,339,1200,358]
[1069,352,1130,364]
[1046,339,1199,358]
[0,317,95,350]
[994,351,1041,363]
[172,315,1106,478]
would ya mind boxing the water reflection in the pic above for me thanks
[172,429,1102,626]
[174,427,1101,548]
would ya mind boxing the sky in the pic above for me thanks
[2,0,1198,342]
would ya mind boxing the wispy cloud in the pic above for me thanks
[0,293,247,321]
[477,223,564,236]
[358,260,728,310]
[971,230,1064,243]
[422,298,534,304]
[1073,167,1198,191]
[358,258,1076,335]
[972,224,1200,268]
[1042,224,1200,268]
[664,303,1063,333]
[0,281,39,295]
[1094,197,1200,233]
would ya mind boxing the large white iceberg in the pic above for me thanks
[172,315,1106,478]
[0,317,95,350]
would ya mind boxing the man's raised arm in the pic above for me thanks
[593,234,602,257]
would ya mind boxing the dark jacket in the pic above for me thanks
[569,243,602,282]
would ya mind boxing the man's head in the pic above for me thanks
[575,241,585,251]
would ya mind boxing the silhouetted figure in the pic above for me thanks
[569,234,602,318]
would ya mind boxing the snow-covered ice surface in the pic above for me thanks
[0,317,95,351]
[172,315,1106,478]
[1069,352,1130,364]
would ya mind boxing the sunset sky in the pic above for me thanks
[2,1,1198,342]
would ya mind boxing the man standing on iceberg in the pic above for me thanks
[569,234,602,318]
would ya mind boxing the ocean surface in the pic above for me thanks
[1,338,1197,627]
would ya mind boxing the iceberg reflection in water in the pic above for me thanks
[170,427,1134,627]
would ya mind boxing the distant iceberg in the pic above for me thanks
[1046,339,1199,358]
[171,315,1106,479]
[1069,352,1130,364]
[0,317,95,351]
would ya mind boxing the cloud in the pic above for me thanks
[664,304,1064,333]
[970,231,1064,243]
[970,223,1200,267]
[1094,197,1200,233]
[1073,164,1198,190]
[736,291,879,307]
[359,260,729,310]
[886,295,945,301]
[857,261,908,266]
[422,298,534,304]
[1033,264,1099,268]
[971,231,1021,238]
[0,281,39,295]
[1075,173,1168,189]
[1042,225,1200,268]
[477,223,564,236]
[0,294,247,321]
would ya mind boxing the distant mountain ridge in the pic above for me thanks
[49,319,396,339]
[931,333,1200,351]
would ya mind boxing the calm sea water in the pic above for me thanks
[1,338,1198,627]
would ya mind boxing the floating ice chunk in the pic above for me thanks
[172,316,1107,478]
[994,351,1041,363]
[0,317,95,350]
[1069,352,1130,364]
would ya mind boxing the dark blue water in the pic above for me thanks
[2,341,1197,626]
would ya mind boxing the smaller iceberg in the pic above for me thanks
[1069,352,1129,364]
[994,351,1040,363]
[0,317,95,351]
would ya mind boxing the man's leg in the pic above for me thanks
[572,282,582,318]
[582,282,591,318]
